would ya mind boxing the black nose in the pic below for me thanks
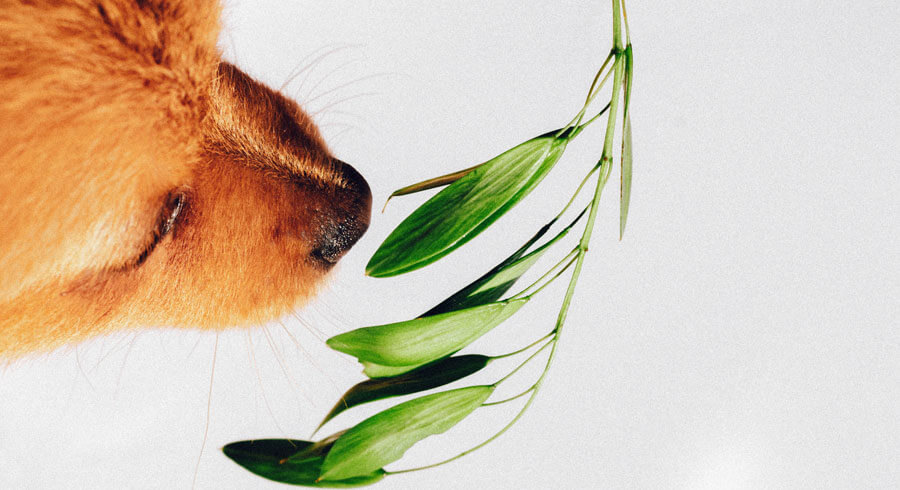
[310,160,371,265]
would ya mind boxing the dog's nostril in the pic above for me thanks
[310,160,372,266]
[312,219,367,264]
[311,215,368,264]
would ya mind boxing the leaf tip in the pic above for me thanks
[380,195,395,213]
[364,267,385,278]
[364,257,389,278]
[325,335,345,352]
[363,262,379,277]
[365,260,401,278]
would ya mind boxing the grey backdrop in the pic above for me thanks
[1,1,897,488]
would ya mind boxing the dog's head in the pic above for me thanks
[0,0,371,356]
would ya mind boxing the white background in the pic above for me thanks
[1,1,898,488]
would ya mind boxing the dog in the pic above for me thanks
[0,0,371,359]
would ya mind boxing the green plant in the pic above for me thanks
[224,1,634,486]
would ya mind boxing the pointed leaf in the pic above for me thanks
[366,130,571,277]
[319,386,494,481]
[327,298,528,367]
[318,355,491,430]
[223,438,384,487]
[361,361,422,379]
[620,118,632,239]
[424,208,585,316]
[620,44,634,239]
[382,164,480,211]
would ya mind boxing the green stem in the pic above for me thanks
[583,52,615,106]
[558,53,617,136]
[491,338,554,387]
[570,58,619,131]
[510,247,578,299]
[576,101,612,130]
[555,175,598,223]
[489,331,554,360]
[481,386,536,407]
[612,0,624,51]
[522,255,578,299]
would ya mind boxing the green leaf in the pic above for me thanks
[319,386,494,481]
[620,44,634,239]
[424,209,585,317]
[318,355,491,431]
[327,298,528,368]
[366,130,572,277]
[360,361,422,379]
[223,438,384,487]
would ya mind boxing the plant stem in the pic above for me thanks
[523,255,578,299]
[481,386,536,407]
[510,247,578,299]
[491,338,554,387]
[577,101,612,130]
[489,331,555,360]
[612,0,624,51]
[555,174,598,223]
[559,53,617,135]
[581,60,617,118]
[584,52,615,106]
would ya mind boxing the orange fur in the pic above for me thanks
[0,0,371,358]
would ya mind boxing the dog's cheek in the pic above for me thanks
[128,164,328,329]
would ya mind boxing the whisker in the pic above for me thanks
[299,58,362,104]
[191,333,218,490]
[285,44,361,95]
[89,332,132,373]
[309,92,378,119]
[312,109,370,124]
[307,300,354,333]
[219,18,242,65]
[278,43,338,92]
[327,126,358,146]
[246,329,289,436]
[304,72,393,108]
[276,321,341,390]
[299,304,339,334]
[74,343,95,391]
[318,121,360,132]
[264,324,314,407]
[114,332,140,397]
[290,307,359,370]
[186,331,205,360]
[290,308,328,342]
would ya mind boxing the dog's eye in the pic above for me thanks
[159,192,186,238]
[132,191,187,267]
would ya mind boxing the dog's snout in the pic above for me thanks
[310,160,371,265]
[338,160,371,199]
